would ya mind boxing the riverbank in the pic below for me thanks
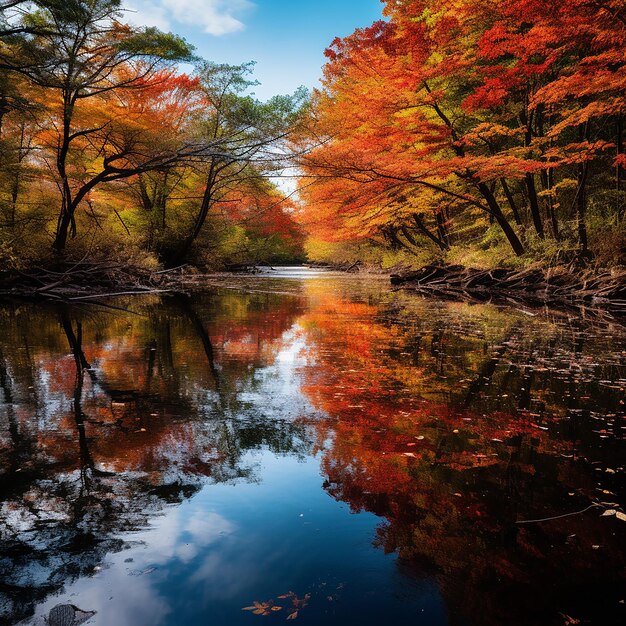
[0,260,191,301]
[2,260,625,322]
[391,264,626,318]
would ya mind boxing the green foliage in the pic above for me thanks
[116,27,194,61]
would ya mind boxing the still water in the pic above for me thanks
[0,268,625,626]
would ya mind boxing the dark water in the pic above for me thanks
[1,268,625,626]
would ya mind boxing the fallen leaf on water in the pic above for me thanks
[616,512,626,522]
[286,611,298,620]
[601,509,617,517]
[242,601,274,616]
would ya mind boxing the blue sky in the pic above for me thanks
[124,0,384,100]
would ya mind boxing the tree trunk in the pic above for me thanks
[435,208,450,248]
[477,182,525,256]
[500,178,522,226]
[576,163,589,253]
[525,173,545,238]
[576,123,590,253]
[540,167,559,240]
[618,115,624,222]
[53,93,76,253]
[519,103,544,238]
[53,210,73,252]
[412,213,448,251]
[166,160,218,266]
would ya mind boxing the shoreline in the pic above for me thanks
[391,264,626,320]
[1,261,624,322]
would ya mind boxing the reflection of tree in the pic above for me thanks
[298,289,626,626]
[0,291,312,625]
[172,294,221,392]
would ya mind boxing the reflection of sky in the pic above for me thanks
[23,452,445,626]
[235,325,316,421]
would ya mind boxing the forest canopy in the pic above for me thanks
[1,0,625,273]
[296,0,626,270]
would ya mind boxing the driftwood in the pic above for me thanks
[0,260,188,301]
[391,264,626,318]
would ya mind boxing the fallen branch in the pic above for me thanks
[391,264,626,320]
[515,503,602,524]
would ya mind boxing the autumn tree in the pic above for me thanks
[160,62,307,266]
[466,0,626,252]
[299,7,527,257]
[4,0,193,252]
[298,0,626,266]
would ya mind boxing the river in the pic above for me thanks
[0,268,624,626]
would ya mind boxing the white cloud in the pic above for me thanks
[125,2,171,30]
[124,0,255,36]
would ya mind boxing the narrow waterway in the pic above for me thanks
[1,268,624,626]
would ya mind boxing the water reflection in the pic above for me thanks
[297,284,626,625]
[0,273,624,626]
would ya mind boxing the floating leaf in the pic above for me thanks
[286,611,298,620]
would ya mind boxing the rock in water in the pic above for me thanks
[47,605,96,626]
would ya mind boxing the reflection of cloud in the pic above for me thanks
[21,500,238,626]
[119,506,235,566]
[124,0,255,36]
[185,511,235,546]
[188,551,253,597]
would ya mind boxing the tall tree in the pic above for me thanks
[299,5,528,256]
[6,0,193,252]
